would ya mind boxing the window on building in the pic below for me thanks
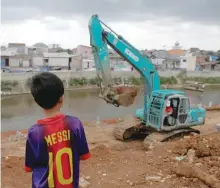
[183,59,186,62]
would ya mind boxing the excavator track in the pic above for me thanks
[143,128,200,146]
[114,118,144,141]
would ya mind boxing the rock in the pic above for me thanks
[193,178,197,182]
[127,180,134,186]
[85,176,91,180]
[195,163,202,167]
[184,136,191,139]
[145,176,162,182]
[165,175,172,179]
[79,177,90,188]
[175,156,186,161]
[187,149,196,163]
[149,144,155,150]
[190,132,198,136]
[129,182,134,186]
[102,173,107,176]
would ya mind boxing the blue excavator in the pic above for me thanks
[89,15,206,144]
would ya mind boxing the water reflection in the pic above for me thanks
[1,88,220,132]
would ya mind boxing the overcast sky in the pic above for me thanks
[1,0,220,51]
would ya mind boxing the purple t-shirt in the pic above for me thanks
[24,114,91,188]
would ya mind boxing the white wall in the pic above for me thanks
[82,60,95,69]
[186,56,197,71]
[71,55,82,69]
[9,58,20,67]
[48,57,69,67]
[180,56,197,71]
[23,60,29,67]
[33,56,44,66]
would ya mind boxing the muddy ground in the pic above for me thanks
[1,111,220,188]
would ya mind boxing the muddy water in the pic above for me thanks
[1,87,220,132]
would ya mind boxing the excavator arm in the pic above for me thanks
[89,14,160,108]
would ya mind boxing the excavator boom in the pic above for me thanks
[89,14,160,111]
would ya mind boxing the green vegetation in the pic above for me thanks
[185,77,220,84]
[160,76,178,85]
[1,80,18,91]
[2,75,220,92]
[68,76,179,87]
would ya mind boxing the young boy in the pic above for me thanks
[24,72,91,188]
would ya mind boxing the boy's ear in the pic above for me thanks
[59,95,64,103]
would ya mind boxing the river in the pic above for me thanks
[1,87,220,132]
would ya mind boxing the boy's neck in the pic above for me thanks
[44,108,61,118]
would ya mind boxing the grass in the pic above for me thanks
[2,76,220,92]
[1,80,18,91]
[185,77,220,84]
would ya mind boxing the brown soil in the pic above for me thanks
[1,111,220,188]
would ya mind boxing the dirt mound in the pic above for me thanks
[169,132,220,188]
[171,132,220,157]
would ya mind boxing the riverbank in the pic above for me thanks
[1,84,184,96]
[2,70,220,94]
[2,111,220,188]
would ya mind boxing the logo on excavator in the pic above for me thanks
[125,48,139,62]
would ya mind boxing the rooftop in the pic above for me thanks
[32,43,48,48]
[8,43,26,47]
[168,49,185,56]
[1,50,17,56]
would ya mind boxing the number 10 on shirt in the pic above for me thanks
[48,147,73,187]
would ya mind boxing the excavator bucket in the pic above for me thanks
[113,86,138,107]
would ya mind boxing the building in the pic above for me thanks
[28,43,49,55]
[82,59,95,70]
[167,42,185,69]
[72,45,93,59]
[108,50,132,70]
[32,52,72,70]
[1,50,33,72]
[8,43,28,54]
[1,50,15,71]
[9,55,32,68]
[48,44,62,53]
[71,55,83,70]
[179,53,220,71]
[180,56,197,70]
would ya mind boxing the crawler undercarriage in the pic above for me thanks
[114,118,200,146]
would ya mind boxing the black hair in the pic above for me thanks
[31,72,64,109]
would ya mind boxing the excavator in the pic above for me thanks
[89,14,206,145]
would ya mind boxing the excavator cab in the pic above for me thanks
[136,90,206,132]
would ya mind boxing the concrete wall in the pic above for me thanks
[48,57,69,67]
[2,70,220,82]
[186,56,197,71]
[71,55,82,70]
[9,58,20,67]
[33,56,44,66]
[1,70,220,94]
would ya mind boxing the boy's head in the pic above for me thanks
[31,72,64,110]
